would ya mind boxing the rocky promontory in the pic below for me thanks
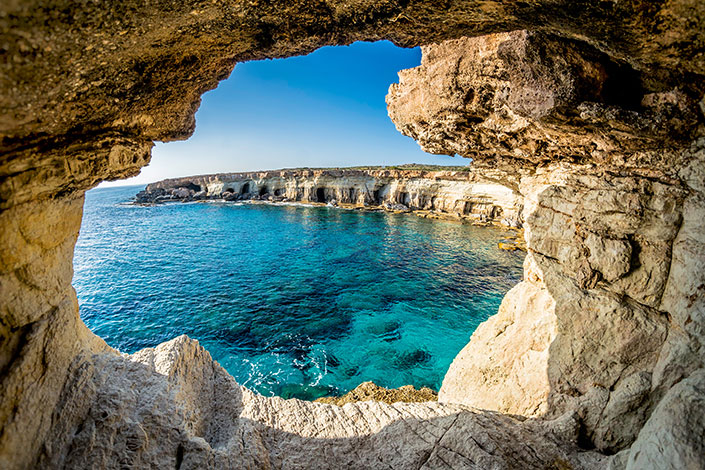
[134,165,525,227]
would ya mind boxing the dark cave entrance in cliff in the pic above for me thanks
[241,183,250,195]
[398,191,410,205]
[316,187,326,203]
[184,182,202,192]
[373,184,390,204]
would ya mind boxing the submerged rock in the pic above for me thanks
[315,381,438,406]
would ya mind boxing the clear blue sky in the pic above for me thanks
[103,41,464,187]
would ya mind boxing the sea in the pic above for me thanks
[73,185,524,400]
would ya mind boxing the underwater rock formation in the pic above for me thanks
[1,0,704,469]
[315,381,438,406]
[135,166,525,227]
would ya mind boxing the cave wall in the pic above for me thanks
[386,32,705,461]
[0,196,109,467]
[1,0,704,468]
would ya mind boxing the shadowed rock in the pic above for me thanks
[1,0,704,468]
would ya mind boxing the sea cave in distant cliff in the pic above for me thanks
[2,3,704,468]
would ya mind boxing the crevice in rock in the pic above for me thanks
[175,443,184,470]
[0,321,33,380]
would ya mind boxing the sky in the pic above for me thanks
[101,41,465,187]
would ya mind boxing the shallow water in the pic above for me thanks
[74,185,524,400]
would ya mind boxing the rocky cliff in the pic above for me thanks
[387,32,705,466]
[134,166,524,227]
[1,1,704,469]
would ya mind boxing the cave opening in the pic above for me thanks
[72,41,511,407]
[105,41,461,189]
[373,184,389,204]
[3,1,702,465]
[316,187,326,202]
[398,191,410,205]
[595,52,645,111]
[184,182,202,192]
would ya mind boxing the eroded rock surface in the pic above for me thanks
[315,381,438,406]
[387,30,703,170]
[440,260,557,417]
[36,335,607,469]
[1,0,704,469]
[135,166,525,226]
[393,33,705,461]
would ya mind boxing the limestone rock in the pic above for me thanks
[1,0,704,468]
[625,369,705,470]
[387,32,701,170]
[35,336,608,469]
[137,166,525,227]
[584,233,632,283]
[315,381,437,406]
[439,161,678,453]
[439,271,557,417]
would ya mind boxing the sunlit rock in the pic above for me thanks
[1,0,704,467]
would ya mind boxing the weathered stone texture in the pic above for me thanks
[35,336,607,469]
[1,0,704,468]
[0,196,109,469]
[439,265,557,417]
[386,31,702,170]
[315,380,438,406]
[138,167,526,226]
[401,34,704,461]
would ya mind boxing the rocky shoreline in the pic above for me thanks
[134,165,525,227]
[3,0,704,467]
[315,381,438,406]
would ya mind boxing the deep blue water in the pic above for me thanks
[74,185,524,400]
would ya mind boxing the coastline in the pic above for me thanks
[135,191,527,251]
[133,165,527,250]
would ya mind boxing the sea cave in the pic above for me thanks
[1,1,704,469]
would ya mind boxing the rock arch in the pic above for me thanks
[1,1,704,468]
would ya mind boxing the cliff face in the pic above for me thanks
[1,1,704,469]
[136,167,525,227]
[387,33,705,464]
[386,31,702,170]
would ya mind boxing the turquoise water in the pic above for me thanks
[74,185,524,400]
